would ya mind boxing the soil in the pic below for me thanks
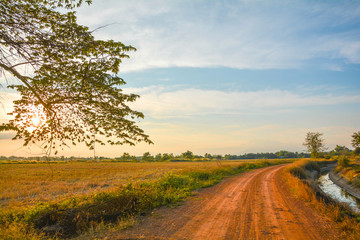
[110,164,340,240]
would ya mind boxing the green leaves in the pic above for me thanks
[352,131,360,149]
[0,0,152,155]
[303,132,326,158]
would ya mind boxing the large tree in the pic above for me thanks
[303,132,326,158]
[0,0,152,154]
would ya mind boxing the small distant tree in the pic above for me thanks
[155,153,162,161]
[142,152,153,161]
[120,152,131,161]
[303,132,326,158]
[352,131,360,155]
[182,150,194,160]
[332,145,350,156]
[204,153,212,159]
[161,153,171,161]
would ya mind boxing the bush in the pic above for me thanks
[304,161,320,171]
[188,171,211,181]
[158,174,192,190]
[338,156,350,167]
[289,167,307,179]
[354,147,360,155]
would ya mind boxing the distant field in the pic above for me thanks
[0,160,262,210]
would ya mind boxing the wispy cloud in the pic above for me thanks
[77,0,360,71]
[125,86,360,118]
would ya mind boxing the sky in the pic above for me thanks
[1,0,360,157]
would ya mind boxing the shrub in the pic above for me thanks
[289,166,307,179]
[354,147,360,155]
[188,171,211,181]
[158,174,192,190]
[338,156,350,167]
[304,161,320,171]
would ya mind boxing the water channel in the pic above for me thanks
[318,172,360,213]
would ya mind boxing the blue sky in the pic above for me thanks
[1,0,360,157]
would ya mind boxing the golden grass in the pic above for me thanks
[0,160,261,211]
[0,159,291,239]
[334,156,360,186]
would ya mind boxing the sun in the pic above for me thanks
[25,105,47,132]
[31,116,41,126]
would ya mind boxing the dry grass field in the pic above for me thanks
[0,159,295,239]
[0,160,257,211]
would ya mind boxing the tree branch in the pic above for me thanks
[0,62,52,112]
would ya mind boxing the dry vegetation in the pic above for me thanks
[1,161,235,210]
[334,156,360,188]
[283,159,360,239]
[0,159,290,239]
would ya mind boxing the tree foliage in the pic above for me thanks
[338,156,350,167]
[303,132,326,158]
[181,150,194,159]
[0,0,152,154]
[352,131,360,149]
[141,152,153,161]
[331,145,350,156]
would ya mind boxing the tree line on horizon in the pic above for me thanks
[0,150,311,162]
[2,131,359,162]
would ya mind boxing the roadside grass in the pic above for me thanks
[0,159,291,239]
[284,159,360,239]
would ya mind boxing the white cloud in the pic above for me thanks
[126,86,360,118]
[76,0,360,71]
[340,41,360,64]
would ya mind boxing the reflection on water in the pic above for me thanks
[318,173,360,213]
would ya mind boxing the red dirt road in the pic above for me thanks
[114,164,340,240]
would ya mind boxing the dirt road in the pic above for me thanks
[114,164,340,240]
